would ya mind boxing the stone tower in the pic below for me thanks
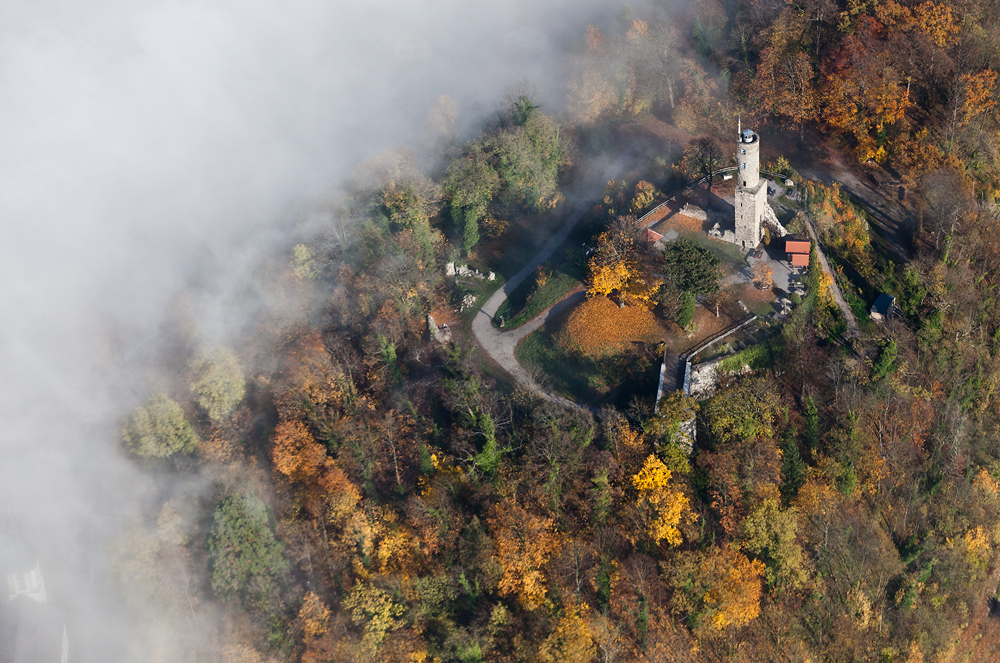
[734,128,768,250]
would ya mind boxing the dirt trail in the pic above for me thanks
[788,133,913,262]
[802,214,862,339]
[471,168,613,412]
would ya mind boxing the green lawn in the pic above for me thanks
[453,274,507,325]
[682,231,747,270]
[492,242,587,329]
[515,321,660,409]
[493,272,580,329]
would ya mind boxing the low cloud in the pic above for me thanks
[0,0,664,659]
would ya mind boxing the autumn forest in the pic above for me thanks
[112,1,1000,662]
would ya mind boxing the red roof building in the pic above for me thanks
[785,238,810,254]
[785,236,810,267]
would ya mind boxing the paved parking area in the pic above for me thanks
[741,244,802,294]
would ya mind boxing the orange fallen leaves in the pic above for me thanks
[558,296,662,358]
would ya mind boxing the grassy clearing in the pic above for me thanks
[492,237,588,329]
[493,271,580,329]
[516,320,660,409]
[748,299,776,318]
[453,274,506,325]
[682,232,747,270]
[716,343,770,374]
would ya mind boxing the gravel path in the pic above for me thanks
[471,188,601,411]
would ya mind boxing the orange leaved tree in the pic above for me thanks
[488,499,560,609]
[671,545,766,634]
[270,419,327,483]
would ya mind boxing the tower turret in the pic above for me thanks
[734,128,767,250]
[737,129,760,189]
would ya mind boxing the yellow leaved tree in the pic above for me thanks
[588,259,635,298]
[298,592,331,640]
[631,455,690,547]
[537,607,597,663]
[912,1,960,47]
[586,216,660,306]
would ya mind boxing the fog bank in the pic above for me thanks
[0,0,659,659]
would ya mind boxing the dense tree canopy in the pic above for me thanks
[208,494,288,604]
[660,236,720,294]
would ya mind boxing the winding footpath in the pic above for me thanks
[471,200,593,411]
[470,162,690,408]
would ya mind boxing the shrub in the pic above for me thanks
[677,292,697,328]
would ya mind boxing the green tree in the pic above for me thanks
[122,393,198,458]
[462,208,480,253]
[208,493,288,604]
[444,146,500,253]
[897,265,927,316]
[189,347,246,422]
[643,390,699,449]
[483,101,566,212]
[677,291,697,328]
[661,237,720,294]
[780,429,807,503]
[508,92,540,126]
[703,378,782,446]
[740,497,809,591]
[290,244,319,281]
[872,339,899,381]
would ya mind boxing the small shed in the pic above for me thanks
[790,253,809,268]
[869,293,896,321]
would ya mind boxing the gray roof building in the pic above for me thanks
[870,293,896,321]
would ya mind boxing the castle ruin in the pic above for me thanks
[709,125,786,249]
